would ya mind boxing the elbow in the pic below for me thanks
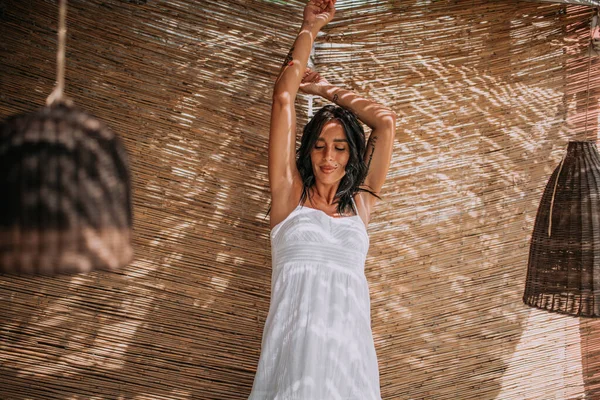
[272,91,295,106]
[377,109,397,131]
[387,109,397,125]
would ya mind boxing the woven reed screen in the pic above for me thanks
[1,0,599,399]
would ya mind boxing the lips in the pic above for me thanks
[320,166,336,174]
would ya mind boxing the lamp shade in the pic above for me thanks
[0,102,133,275]
[524,141,600,317]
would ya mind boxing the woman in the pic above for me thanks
[249,0,396,399]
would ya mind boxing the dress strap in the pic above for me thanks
[350,196,358,215]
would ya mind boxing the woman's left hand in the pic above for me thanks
[299,68,331,97]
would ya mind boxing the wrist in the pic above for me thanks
[300,21,321,35]
[323,85,339,102]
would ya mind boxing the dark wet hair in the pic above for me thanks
[297,104,380,216]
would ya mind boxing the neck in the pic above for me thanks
[310,181,341,205]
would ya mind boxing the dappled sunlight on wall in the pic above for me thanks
[0,0,285,398]
[0,0,599,399]
[317,1,598,398]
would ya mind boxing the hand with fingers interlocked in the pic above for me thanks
[299,67,331,97]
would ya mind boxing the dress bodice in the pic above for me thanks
[270,202,369,276]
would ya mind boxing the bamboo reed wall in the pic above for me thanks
[1,0,599,399]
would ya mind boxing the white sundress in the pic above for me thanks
[248,198,382,400]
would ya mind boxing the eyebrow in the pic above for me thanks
[316,138,348,143]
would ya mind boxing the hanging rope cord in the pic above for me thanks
[548,8,595,237]
[583,9,596,140]
[46,0,67,105]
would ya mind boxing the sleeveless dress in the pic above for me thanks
[248,198,382,400]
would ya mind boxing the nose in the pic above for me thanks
[323,146,334,161]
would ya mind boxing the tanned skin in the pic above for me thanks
[268,0,396,229]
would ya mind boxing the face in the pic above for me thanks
[310,120,350,185]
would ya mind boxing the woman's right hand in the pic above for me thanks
[303,0,336,32]
[299,68,331,97]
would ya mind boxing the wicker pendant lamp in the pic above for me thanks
[524,10,599,317]
[0,0,133,275]
[524,141,600,317]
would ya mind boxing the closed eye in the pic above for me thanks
[314,145,347,151]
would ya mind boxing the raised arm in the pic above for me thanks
[300,69,396,218]
[268,0,336,225]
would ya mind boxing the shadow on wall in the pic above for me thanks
[316,1,594,399]
[1,0,597,399]
[581,319,600,398]
[0,0,281,398]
